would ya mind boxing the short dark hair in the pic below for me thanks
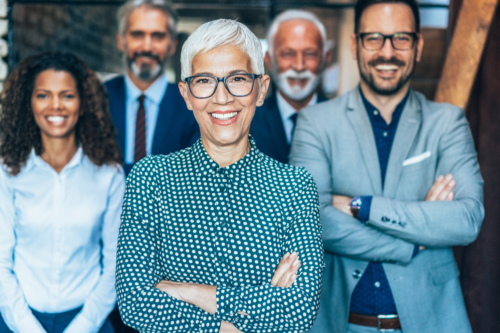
[354,0,420,33]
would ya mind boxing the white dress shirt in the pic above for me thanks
[124,74,168,164]
[0,148,125,333]
[276,91,318,144]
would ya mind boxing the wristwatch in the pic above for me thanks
[349,197,362,219]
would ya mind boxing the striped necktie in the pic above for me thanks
[290,112,298,138]
[134,95,146,163]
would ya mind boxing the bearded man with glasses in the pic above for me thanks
[105,0,199,176]
[250,10,331,164]
[290,0,484,332]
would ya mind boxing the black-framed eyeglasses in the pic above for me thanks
[184,73,262,99]
[357,32,418,51]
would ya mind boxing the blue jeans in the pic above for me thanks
[0,306,114,333]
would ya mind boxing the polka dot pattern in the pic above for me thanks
[115,136,324,332]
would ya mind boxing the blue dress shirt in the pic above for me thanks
[124,74,168,164]
[349,87,410,316]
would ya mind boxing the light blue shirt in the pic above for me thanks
[276,91,318,144]
[124,74,168,164]
[0,148,125,333]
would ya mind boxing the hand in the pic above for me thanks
[425,174,456,201]
[270,252,301,288]
[154,280,187,301]
[220,321,243,333]
[332,195,353,216]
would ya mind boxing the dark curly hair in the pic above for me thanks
[0,52,122,175]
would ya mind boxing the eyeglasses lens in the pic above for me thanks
[362,33,415,51]
[189,74,254,98]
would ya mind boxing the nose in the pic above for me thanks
[379,37,397,58]
[212,80,234,105]
[51,96,62,110]
[142,35,153,52]
[292,53,306,72]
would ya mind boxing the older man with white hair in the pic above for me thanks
[250,10,331,164]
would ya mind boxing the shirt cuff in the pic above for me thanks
[15,314,46,333]
[214,285,241,323]
[63,313,98,333]
[412,245,420,258]
[357,196,372,223]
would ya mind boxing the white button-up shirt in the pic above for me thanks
[0,148,125,333]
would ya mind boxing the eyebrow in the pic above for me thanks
[33,89,77,93]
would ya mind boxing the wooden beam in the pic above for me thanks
[435,0,498,109]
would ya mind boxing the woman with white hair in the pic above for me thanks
[115,19,324,333]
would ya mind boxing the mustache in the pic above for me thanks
[368,57,406,67]
[130,52,162,64]
[280,69,316,81]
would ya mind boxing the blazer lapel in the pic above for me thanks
[109,77,127,155]
[265,94,289,163]
[346,89,383,196]
[152,83,176,154]
[383,90,422,198]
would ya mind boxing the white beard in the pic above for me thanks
[275,69,320,101]
[131,61,162,81]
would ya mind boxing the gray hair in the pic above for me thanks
[267,10,327,56]
[117,0,178,37]
[180,19,265,81]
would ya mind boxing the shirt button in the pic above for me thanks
[219,185,225,192]
[374,281,381,288]
[374,110,379,116]
[352,270,362,279]
[383,131,388,137]
[218,168,224,174]
[219,257,225,263]
[224,305,230,312]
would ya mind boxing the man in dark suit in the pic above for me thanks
[106,0,199,175]
[250,9,331,164]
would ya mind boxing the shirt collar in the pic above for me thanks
[276,91,318,121]
[124,74,168,104]
[26,147,84,174]
[359,86,410,127]
[192,135,262,186]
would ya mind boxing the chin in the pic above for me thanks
[211,129,246,147]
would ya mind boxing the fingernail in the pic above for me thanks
[292,258,300,266]
[448,180,456,186]
[284,253,290,259]
[291,274,297,281]
[445,174,452,180]
[291,251,297,258]
[437,175,443,181]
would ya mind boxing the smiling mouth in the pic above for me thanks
[210,112,239,120]
[375,64,399,72]
[46,116,66,125]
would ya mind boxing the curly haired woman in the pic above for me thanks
[0,52,124,333]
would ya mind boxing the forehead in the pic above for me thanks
[274,19,323,49]
[359,3,416,33]
[127,7,170,31]
[191,45,252,76]
[35,69,77,88]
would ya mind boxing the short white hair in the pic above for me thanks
[267,10,327,56]
[181,19,264,81]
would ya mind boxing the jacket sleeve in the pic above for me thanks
[289,107,415,265]
[366,108,484,247]
[115,159,221,332]
[0,171,46,333]
[64,168,125,333]
[214,174,324,332]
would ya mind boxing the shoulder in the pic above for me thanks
[81,156,125,185]
[415,91,466,127]
[259,152,317,192]
[103,75,124,91]
[300,91,351,121]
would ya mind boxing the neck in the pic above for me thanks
[40,133,79,173]
[201,133,250,168]
[127,69,159,92]
[359,81,410,124]
[278,90,315,112]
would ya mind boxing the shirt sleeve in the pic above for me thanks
[63,167,125,333]
[0,170,47,333]
[115,159,221,332]
[213,173,324,333]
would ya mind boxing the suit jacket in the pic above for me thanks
[289,88,484,333]
[250,93,327,164]
[105,76,200,175]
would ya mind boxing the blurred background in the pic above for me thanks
[2,0,500,332]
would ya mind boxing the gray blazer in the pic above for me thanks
[289,88,484,333]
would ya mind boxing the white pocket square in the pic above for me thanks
[402,151,431,166]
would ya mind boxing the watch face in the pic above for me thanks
[351,197,362,208]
